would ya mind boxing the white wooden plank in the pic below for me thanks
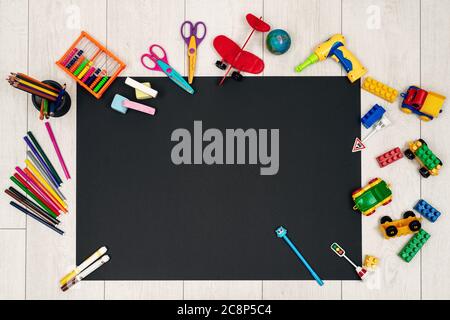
[263,0,342,77]
[0,230,26,299]
[341,0,421,299]
[103,0,185,299]
[420,0,450,300]
[25,0,106,299]
[0,0,28,228]
[181,0,265,300]
[262,0,342,299]
[184,281,262,300]
[105,281,182,300]
[107,0,185,77]
[263,281,341,300]
[186,0,264,78]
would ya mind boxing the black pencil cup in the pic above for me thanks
[31,80,71,118]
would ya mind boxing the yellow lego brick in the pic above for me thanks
[362,77,398,103]
[363,255,379,269]
[135,82,153,100]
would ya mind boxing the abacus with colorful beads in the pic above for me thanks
[56,31,126,99]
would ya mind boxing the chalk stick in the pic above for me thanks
[125,77,158,98]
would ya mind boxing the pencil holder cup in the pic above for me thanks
[31,80,71,117]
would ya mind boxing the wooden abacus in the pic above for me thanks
[56,31,126,99]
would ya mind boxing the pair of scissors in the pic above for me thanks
[140,44,194,94]
[180,21,206,84]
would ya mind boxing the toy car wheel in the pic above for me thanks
[351,188,363,196]
[404,149,415,160]
[409,220,422,232]
[403,211,415,219]
[418,139,427,146]
[231,71,243,81]
[380,216,392,225]
[401,107,412,114]
[365,209,376,216]
[382,198,392,206]
[419,116,431,122]
[215,60,227,70]
[419,167,431,178]
[385,226,398,238]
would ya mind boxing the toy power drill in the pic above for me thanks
[295,34,367,83]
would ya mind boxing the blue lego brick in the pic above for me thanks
[413,199,441,222]
[361,104,386,129]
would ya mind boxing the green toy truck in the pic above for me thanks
[404,139,442,178]
[352,178,392,216]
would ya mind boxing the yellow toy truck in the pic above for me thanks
[379,211,422,239]
[400,86,445,121]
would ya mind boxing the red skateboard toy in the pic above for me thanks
[214,13,270,86]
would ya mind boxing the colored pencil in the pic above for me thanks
[10,176,58,219]
[26,131,63,185]
[11,82,57,102]
[60,246,107,286]
[5,189,59,226]
[61,255,109,291]
[23,167,67,213]
[7,187,59,225]
[44,99,49,119]
[12,173,60,217]
[27,151,66,201]
[24,135,60,187]
[51,84,66,116]
[15,167,63,214]
[25,159,67,209]
[13,73,60,93]
[45,122,71,180]
[39,99,45,120]
[12,78,58,97]
[10,201,64,235]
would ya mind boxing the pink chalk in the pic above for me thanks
[123,100,156,115]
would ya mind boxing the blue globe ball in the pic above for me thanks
[266,29,291,55]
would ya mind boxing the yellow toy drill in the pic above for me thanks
[295,34,367,83]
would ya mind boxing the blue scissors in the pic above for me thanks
[140,44,194,94]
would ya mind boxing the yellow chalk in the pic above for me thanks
[135,82,153,100]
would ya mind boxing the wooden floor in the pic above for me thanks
[1,0,449,300]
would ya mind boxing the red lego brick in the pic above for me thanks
[376,147,403,168]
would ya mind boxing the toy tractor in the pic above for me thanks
[404,139,442,178]
[400,86,445,121]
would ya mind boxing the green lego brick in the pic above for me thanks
[399,229,430,263]
[416,145,440,170]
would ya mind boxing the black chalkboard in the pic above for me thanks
[77,77,361,280]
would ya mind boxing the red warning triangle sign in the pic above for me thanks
[352,137,366,153]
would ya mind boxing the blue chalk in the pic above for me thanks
[111,94,128,114]
[361,104,386,129]
[275,226,324,286]
[414,199,441,222]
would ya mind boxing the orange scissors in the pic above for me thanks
[180,21,207,84]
